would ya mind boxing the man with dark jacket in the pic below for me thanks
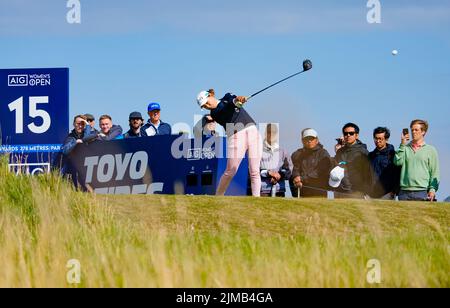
[56,115,97,186]
[334,123,372,198]
[369,127,400,199]
[61,115,97,156]
[290,128,332,198]
[193,115,217,138]
[142,102,172,136]
[124,112,145,138]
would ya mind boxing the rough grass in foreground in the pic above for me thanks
[0,157,449,287]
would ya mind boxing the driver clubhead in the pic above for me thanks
[303,60,312,72]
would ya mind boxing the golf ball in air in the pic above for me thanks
[392,50,398,56]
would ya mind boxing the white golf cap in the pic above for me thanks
[329,166,345,188]
[302,128,318,139]
[197,91,210,108]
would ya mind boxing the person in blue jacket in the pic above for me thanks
[61,115,97,155]
[369,127,401,199]
[56,114,97,186]
[142,102,172,136]
[97,115,123,141]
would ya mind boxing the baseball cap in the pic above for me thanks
[197,91,210,108]
[148,102,161,112]
[129,112,143,120]
[302,128,318,139]
[329,166,345,188]
[85,114,95,122]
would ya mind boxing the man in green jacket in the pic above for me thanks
[394,119,440,201]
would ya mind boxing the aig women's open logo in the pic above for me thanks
[8,74,51,87]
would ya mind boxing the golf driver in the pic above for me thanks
[247,59,312,100]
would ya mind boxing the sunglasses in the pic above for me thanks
[344,132,356,137]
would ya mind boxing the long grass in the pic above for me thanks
[0,156,448,287]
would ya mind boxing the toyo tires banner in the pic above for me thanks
[67,135,249,196]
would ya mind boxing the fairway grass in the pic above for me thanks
[0,160,448,287]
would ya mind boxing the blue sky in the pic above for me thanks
[1,0,449,200]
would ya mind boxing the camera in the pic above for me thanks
[336,138,344,146]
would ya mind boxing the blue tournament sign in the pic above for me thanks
[0,68,69,174]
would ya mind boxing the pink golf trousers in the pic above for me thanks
[216,125,262,197]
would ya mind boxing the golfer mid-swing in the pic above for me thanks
[197,90,262,197]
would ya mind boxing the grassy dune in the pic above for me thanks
[0,157,449,287]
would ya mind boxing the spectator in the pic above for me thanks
[290,128,332,198]
[142,102,172,136]
[124,112,144,138]
[196,90,262,197]
[260,124,292,197]
[194,90,218,138]
[61,115,97,156]
[193,115,217,138]
[333,123,372,199]
[394,120,440,201]
[84,113,99,142]
[53,115,95,188]
[369,127,400,199]
[84,114,96,130]
[97,115,123,141]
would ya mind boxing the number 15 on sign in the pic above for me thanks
[8,96,52,134]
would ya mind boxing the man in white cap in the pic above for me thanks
[290,128,332,198]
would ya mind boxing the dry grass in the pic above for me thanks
[0,156,449,287]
